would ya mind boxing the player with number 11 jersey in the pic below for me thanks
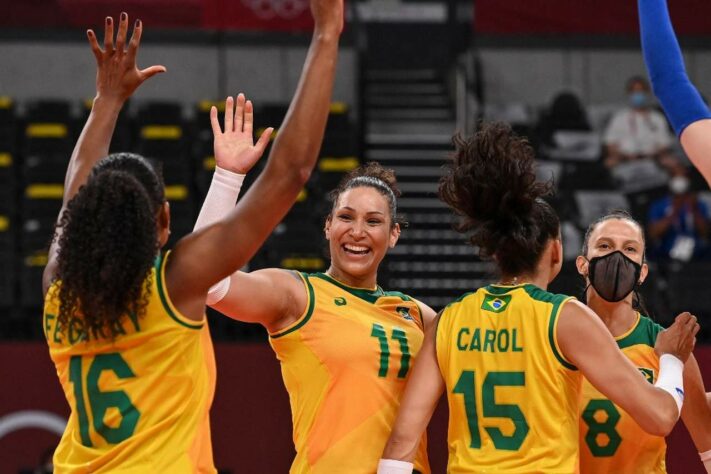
[270,272,430,473]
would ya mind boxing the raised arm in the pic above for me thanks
[638,0,711,185]
[558,301,698,436]
[379,314,445,469]
[43,13,165,295]
[169,0,344,323]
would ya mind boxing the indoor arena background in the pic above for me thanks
[2,0,711,472]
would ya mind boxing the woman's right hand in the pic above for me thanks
[210,94,273,174]
[87,12,166,103]
[655,312,700,362]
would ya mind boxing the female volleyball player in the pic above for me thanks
[639,0,711,186]
[377,122,698,474]
[43,2,339,470]
[196,158,434,472]
[577,211,711,473]
[195,23,433,471]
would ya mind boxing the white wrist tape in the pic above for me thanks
[193,167,245,231]
[194,167,244,305]
[206,277,231,306]
[654,354,685,417]
[377,459,413,474]
[700,449,711,473]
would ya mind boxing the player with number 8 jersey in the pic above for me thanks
[270,272,429,473]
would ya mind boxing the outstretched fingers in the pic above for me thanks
[210,106,222,136]
[103,16,114,52]
[115,12,129,53]
[244,99,254,136]
[139,65,167,81]
[224,96,235,133]
[127,19,143,62]
[255,127,274,154]
[86,29,102,63]
[235,93,245,133]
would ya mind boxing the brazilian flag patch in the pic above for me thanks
[638,367,654,384]
[481,294,512,313]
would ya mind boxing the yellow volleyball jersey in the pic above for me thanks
[436,284,581,473]
[579,313,665,474]
[269,272,430,474]
[44,252,216,473]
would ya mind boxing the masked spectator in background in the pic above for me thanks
[604,76,675,169]
[648,165,710,261]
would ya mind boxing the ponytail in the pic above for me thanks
[55,165,160,339]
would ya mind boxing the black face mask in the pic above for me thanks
[587,251,642,303]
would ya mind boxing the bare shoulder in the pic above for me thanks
[413,298,438,331]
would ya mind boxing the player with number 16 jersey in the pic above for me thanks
[45,254,216,472]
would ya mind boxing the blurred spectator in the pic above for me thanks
[535,91,592,147]
[603,76,674,169]
[647,165,710,261]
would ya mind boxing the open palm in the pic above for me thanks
[87,13,166,102]
[210,93,273,174]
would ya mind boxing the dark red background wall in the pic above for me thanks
[1,343,708,473]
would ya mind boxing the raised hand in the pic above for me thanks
[311,0,344,37]
[655,312,700,362]
[87,12,166,103]
[210,94,273,174]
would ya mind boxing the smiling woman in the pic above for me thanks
[199,161,437,473]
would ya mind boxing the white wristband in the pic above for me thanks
[193,166,245,231]
[700,449,711,473]
[206,276,231,306]
[194,167,244,305]
[654,354,685,417]
[377,459,413,474]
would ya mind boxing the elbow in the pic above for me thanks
[640,408,678,437]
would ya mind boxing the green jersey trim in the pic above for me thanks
[156,252,204,330]
[270,272,316,339]
[522,285,578,371]
[617,314,663,350]
[312,272,413,305]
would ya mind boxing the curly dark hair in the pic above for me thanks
[439,122,560,277]
[54,153,165,339]
[328,161,405,227]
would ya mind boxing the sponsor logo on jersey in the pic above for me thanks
[334,297,347,306]
[638,367,654,384]
[397,306,414,321]
[481,294,512,313]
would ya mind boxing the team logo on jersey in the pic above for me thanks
[481,294,511,313]
[638,367,654,384]
[397,306,415,321]
[334,297,347,306]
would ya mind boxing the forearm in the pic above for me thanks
[63,96,123,204]
[681,356,711,452]
[638,0,710,135]
[264,33,339,181]
[194,168,244,231]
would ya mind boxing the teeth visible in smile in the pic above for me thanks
[344,244,369,253]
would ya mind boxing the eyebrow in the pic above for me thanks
[338,207,385,216]
[595,237,641,246]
